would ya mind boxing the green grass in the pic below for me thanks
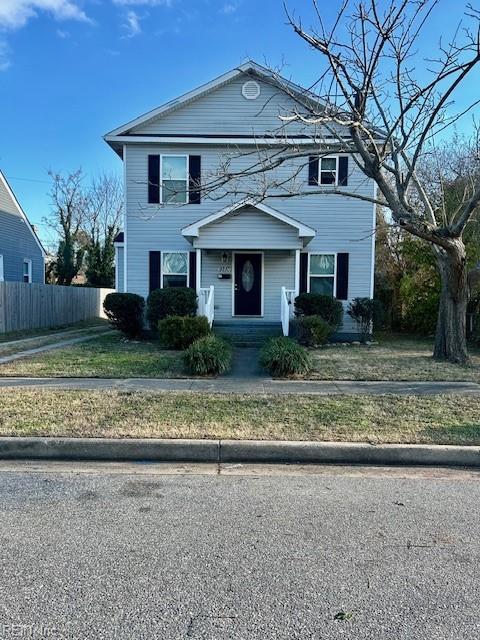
[0,333,184,378]
[1,389,480,445]
[0,318,108,344]
[307,332,480,382]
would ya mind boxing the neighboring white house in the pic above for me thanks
[105,61,376,338]
[0,170,46,284]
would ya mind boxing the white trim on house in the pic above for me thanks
[232,251,264,318]
[160,154,189,205]
[104,135,366,147]
[182,199,316,243]
[160,250,190,288]
[318,155,339,186]
[0,254,4,282]
[23,258,32,284]
[104,61,328,139]
[307,252,337,296]
[0,171,46,259]
[370,184,377,299]
[123,144,128,293]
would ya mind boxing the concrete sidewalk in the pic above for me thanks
[0,375,479,395]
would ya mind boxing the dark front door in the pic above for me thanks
[234,253,262,316]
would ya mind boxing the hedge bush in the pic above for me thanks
[103,292,145,338]
[147,287,197,330]
[158,315,210,350]
[260,337,312,377]
[347,297,384,341]
[296,315,333,347]
[183,335,232,376]
[294,293,343,331]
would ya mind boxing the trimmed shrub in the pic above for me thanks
[183,335,232,376]
[294,293,343,331]
[347,297,384,341]
[147,287,197,330]
[297,315,333,347]
[260,337,312,377]
[103,292,145,338]
[158,315,210,350]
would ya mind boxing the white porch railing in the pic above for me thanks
[281,287,296,336]
[198,286,215,327]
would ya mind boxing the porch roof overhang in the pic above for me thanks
[181,199,316,250]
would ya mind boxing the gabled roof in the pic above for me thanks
[181,199,316,240]
[0,170,46,257]
[104,60,326,139]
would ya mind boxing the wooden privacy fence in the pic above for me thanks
[0,282,114,333]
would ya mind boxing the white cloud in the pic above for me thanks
[221,2,237,14]
[56,28,70,38]
[122,9,141,37]
[0,1,91,30]
[0,40,11,71]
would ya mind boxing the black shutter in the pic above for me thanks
[299,252,309,293]
[149,251,161,293]
[148,155,160,204]
[338,156,349,186]
[189,251,197,289]
[308,156,319,186]
[189,155,201,204]
[336,253,349,300]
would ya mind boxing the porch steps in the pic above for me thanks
[214,322,282,347]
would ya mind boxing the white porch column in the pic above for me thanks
[294,249,300,298]
[196,248,202,293]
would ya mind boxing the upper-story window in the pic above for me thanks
[161,155,188,204]
[162,251,188,288]
[23,258,32,283]
[319,157,338,185]
[309,254,336,296]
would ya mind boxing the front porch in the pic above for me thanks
[183,199,315,335]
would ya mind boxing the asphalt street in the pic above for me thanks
[1,462,479,639]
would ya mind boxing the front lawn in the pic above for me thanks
[0,333,184,378]
[307,332,480,382]
[1,389,480,445]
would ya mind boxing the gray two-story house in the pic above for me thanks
[105,61,375,337]
[0,170,46,284]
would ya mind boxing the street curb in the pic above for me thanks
[0,437,480,467]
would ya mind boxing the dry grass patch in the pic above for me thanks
[1,388,480,445]
[309,333,480,382]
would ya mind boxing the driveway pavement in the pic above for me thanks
[1,462,479,639]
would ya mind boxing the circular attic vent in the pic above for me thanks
[242,80,261,100]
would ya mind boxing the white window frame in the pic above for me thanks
[161,250,189,288]
[160,154,189,205]
[319,155,338,186]
[0,254,4,282]
[307,253,337,297]
[23,258,32,284]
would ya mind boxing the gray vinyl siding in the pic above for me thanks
[131,75,347,138]
[201,250,295,322]
[115,246,124,292]
[0,210,44,283]
[195,207,302,249]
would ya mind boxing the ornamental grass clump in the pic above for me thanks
[183,335,232,376]
[260,337,312,377]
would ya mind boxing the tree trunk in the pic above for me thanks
[433,240,469,363]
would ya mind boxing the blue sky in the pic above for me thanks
[0,0,478,250]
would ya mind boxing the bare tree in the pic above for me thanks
[46,169,88,286]
[83,173,123,287]
[189,1,480,363]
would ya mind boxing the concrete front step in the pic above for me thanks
[214,322,282,346]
